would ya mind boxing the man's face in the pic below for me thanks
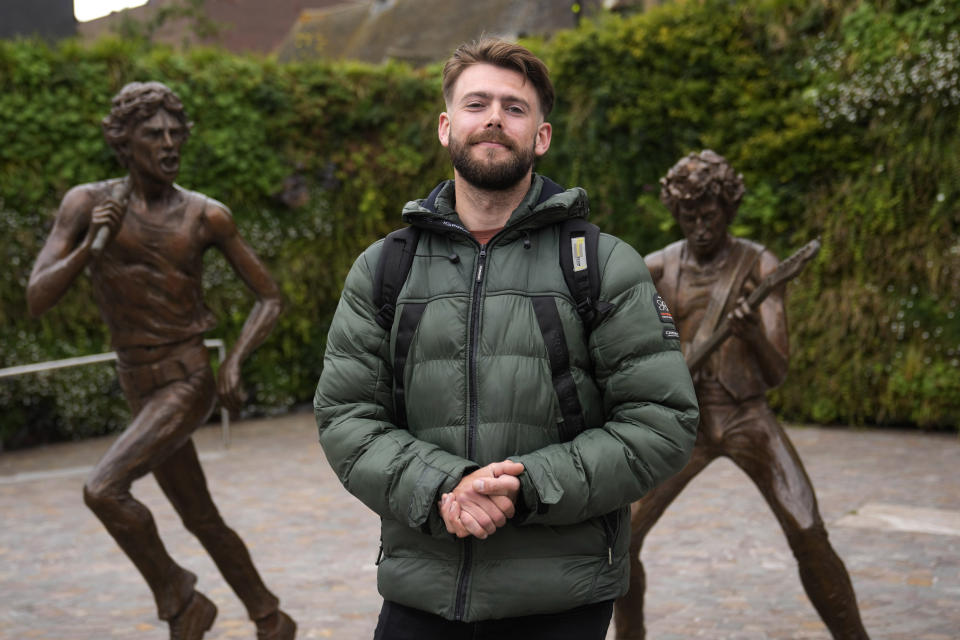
[126,108,187,184]
[675,196,730,261]
[438,63,552,191]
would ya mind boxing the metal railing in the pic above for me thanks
[0,339,231,447]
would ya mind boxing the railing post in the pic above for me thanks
[212,340,230,449]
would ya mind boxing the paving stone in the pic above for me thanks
[1,411,957,639]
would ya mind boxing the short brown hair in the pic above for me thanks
[660,150,746,223]
[102,81,192,167]
[442,38,555,117]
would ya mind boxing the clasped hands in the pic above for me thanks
[439,459,524,540]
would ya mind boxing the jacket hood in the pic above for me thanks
[401,174,589,237]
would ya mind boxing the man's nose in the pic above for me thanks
[161,130,174,147]
[485,107,503,129]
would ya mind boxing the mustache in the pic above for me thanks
[466,130,514,148]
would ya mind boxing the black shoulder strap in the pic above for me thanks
[373,226,421,331]
[528,217,616,443]
[373,225,426,430]
[558,218,608,332]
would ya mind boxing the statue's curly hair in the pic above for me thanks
[101,81,191,167]
[659,150,745,223]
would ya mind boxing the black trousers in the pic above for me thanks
[373,599,613,640]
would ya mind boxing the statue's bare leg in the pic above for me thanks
[614,437,714,639]
[153,437,281,622]
[723,400,869,640]
[83,364,216,621]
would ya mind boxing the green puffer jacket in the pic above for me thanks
[315,174,698,622]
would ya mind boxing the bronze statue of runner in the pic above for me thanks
[27,81,296,640]
[613,150,868,639]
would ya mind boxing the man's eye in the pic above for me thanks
[506,105,525,114]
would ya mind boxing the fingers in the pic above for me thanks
[442,491,506,537]
[219,390,243,414]
[441,494,493,539]
[472,476,519,520]
[89,200,125,246]
[472,474,520,497]
[727,301,759,338]
[459,501,498,538]
[216,362,247,414]
[489,494,516,519]
[91,199,124,226]
[486,459,524,478]
[441,460,524,540]
[440,495,469,538]
[217,381,244,414]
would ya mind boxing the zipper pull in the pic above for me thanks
[476,247,487,282]
[608,547,613,565]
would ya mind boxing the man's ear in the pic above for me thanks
[438,112,450,148]
[534,121,552,158]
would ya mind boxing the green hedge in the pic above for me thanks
[536,0,960,428]
[0,38,451,447]
[1,0,957,448]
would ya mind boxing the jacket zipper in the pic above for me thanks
[467,244,487,459]
[454,241,488,621]
[454,538,473,619]
[601,510,618,566]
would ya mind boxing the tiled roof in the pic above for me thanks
[275,0,601,65]
[78,0,351,54]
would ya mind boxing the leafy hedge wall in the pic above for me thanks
[535,0,960,428]
[1,0,957,448]
[0,39,451,447]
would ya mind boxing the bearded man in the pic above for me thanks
[314,39,699,640]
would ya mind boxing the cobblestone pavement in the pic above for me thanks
[2,410,958,639]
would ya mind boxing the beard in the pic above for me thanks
[448,129,536,191]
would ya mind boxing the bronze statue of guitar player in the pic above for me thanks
[613,150,869,640]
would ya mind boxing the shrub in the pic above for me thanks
[2,0,958,448]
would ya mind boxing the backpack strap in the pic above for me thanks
[532,295,587,442]
[391,299,426,429]
[558,218,614,332]
[373,226,421,331]
[372,225,425,430]
[530,218,615,442]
